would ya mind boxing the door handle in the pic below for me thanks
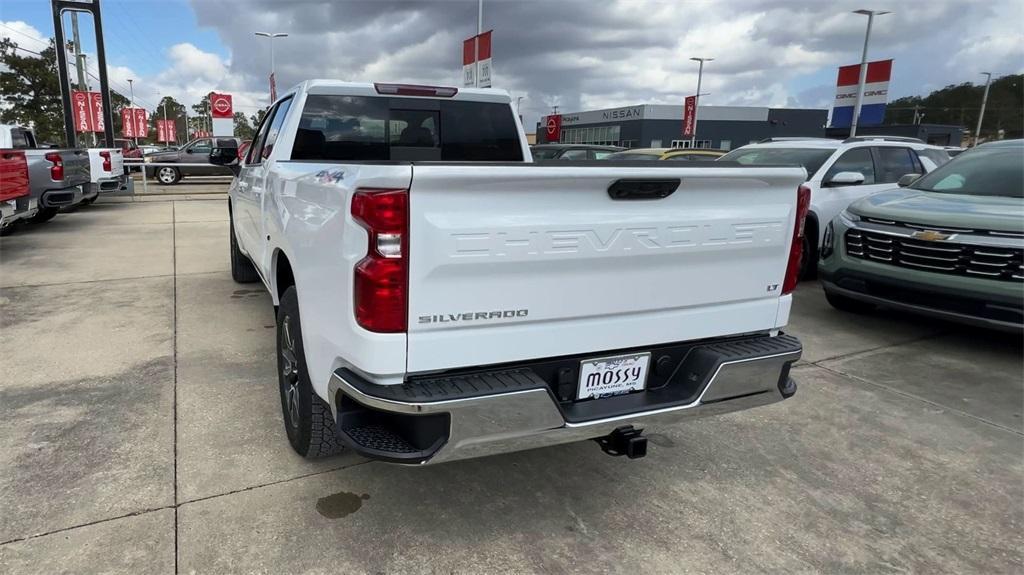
[607,179,680,200]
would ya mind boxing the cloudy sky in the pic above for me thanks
[2,0,1022,128]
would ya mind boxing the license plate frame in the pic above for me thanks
[577,352,651,401]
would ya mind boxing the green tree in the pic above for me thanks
[233,111,255,140]
[885,74,1023,139]
[0,38,66,144]
[149,96,187,145]
[250,108,267,128]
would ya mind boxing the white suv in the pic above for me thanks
[720,136,951,276]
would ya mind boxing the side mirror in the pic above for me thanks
[210,139,241,176]
[897,173,921,187]
[827,171,865,186]
[185,148,194,154]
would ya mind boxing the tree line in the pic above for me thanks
[1,37,265,146]
[884,74,1022,139]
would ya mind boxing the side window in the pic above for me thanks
[560,148,588,160]
[189,139,212,154]
[246,111,273,165]
[248,97,293,164]
[825,148,875,185]
[592,150,616,160]
[260,98,294,160]
[875,147,918,183]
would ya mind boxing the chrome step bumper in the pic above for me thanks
[328,334,802,465]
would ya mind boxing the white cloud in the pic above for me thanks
[0,20,49,54]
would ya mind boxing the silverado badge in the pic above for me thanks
[911,230,952,242]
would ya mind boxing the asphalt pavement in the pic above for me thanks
[0,196,1020,574]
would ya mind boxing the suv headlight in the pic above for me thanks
[821,220,835,259]
[144,156,153,163]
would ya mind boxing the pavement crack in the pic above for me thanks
[808,330,950,365]
[172,201,180,574]
[177,460,373,509]
[813,363,1024,437]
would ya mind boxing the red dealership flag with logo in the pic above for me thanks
[121,107,148,138]
[134,108,148,136]
[211,93,233,118]
[682,95,697,137]
[72,91,93,132]
[89,92,105,132]
[157,119,177,143]
[462,30,493,88]
[544,114,562,142]
[121,108,136,138]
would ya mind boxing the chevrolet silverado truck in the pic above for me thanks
[0,125,91,224]
[84,147,127,202]
[211,81,807,465]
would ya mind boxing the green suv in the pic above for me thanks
[819,140,1023,331]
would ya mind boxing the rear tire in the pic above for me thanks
[156,166,181,184]
[277,286,342,458]
[28,207,59,224]
[825,289,875,314]
[799,234,817,280]
[229,216,260,283]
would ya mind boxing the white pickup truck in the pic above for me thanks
[213,81,807,465]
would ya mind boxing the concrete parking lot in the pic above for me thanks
[0,197,1021,574]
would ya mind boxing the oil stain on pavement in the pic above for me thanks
[316,492,371,519]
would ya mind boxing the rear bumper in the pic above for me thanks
[40,184,86,208]
[328,333,802,465]
[0,196,39,227]
[90,175,128,195]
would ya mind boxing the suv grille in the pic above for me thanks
[846,229,1024,282]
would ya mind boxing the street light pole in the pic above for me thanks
[255,32,288,101]
[475,0,483,88]
[689,57,713,148]
[974,72,992,147]
[127,78,137,147]
[849,9,890,137]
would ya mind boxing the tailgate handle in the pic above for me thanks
[607,179,679,200]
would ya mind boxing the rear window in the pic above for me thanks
[719,147,835,177]
[10,129,33,149]
[292,95,522,162]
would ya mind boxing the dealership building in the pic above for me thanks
[535,104,828,150]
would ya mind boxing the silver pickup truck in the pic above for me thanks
[0,125,91,224]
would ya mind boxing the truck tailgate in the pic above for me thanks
[61,149,91,185]
[406,164,806,373]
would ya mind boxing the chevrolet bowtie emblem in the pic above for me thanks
[912,230,952,242]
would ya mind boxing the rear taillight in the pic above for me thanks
[782,185,812,295]
[351,188,409,333]
[45,152,63,181]
[99,150,111,172]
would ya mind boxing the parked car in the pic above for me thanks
[85,147,127,202]
[604,147,726,161]
[211,80,806,465]
[144,137,240,184]
[115,138,142,160]
[0,149,32,232]
[718,136,951,277]
[139,144,165,155]
[0,124,91,224]
[530,144,623,160]
[819,139,1023,331]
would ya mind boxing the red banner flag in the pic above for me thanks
[89,92,105,132]
[156,119,177,143]
[544,114,562,142]
[134,108,148,137]
[72,91,94,132]
[682,95,696,138]
[121,108,135,138]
